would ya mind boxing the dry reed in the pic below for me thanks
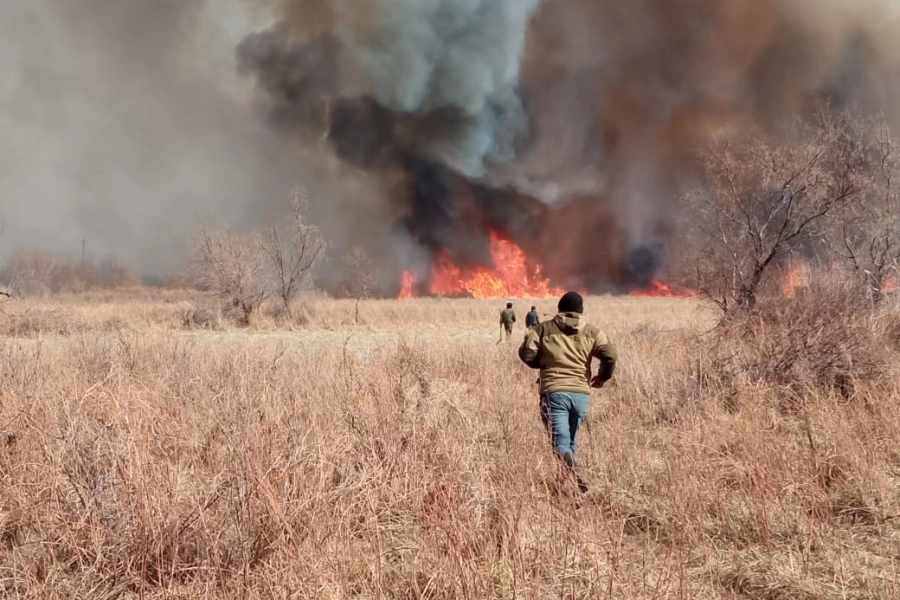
[0,291,897,599]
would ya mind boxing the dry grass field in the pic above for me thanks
[1,290,899,599]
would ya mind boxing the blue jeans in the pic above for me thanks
[540,391,590,457]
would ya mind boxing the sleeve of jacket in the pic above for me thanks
[591,330,617,382]
[518,325,542,369]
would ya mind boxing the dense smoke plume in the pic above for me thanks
[3,0,900,290]
[238,0,900,293]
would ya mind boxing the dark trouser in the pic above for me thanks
[540,391,590,457]
[503,325,513,340]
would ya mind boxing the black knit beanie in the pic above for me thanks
[557,291,584,314]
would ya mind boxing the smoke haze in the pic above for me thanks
[3,0,900,288]
[0,0,298,276]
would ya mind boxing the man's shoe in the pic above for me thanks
[560,452,589,493]
[575,475,589,493]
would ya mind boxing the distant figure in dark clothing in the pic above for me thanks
[526,306,540,329]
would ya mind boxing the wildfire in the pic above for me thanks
[629,279,691,298]
[398,271,416,299]
[783,260,810,298]
[400,232,565,299]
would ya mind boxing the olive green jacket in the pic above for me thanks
[518,312,617,395]
[500,308,517,328]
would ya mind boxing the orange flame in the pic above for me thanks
[783,261,809,298]
[398,271,416,299]
[629,279,691,298]
[400,232,565,299]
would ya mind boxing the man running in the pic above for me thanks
[518,291,617,492]
[526,306,540,329]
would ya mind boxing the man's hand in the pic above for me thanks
[590,375,606,389]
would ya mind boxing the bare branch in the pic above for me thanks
[677,112,862,312]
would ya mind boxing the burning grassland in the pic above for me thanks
[6,0,900,299]
[399,231,565,299]
[233,0,900,299]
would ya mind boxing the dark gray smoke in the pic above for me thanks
[237,0,900,293]
[4,0,900,290]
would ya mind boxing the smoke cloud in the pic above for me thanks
[238,0,900,292]
[0,0,299,277]
[3,0,900,289]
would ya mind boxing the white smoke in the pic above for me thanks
[0,0,295,276]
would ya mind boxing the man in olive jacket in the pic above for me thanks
[518,291,617,491]
[500,302,517,341]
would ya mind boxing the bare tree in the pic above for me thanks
[679,114,858,313]
[4,250,59,297]
[828,116,900,303]
[190,226,270,325]
[345,247,380,324]
[260,189,325,310]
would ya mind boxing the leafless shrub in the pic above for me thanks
[0,308,76,337]
[4,250,58,296]
[190,227,270,325]
[181,306,222,331]
[827,114,900,303]
[1,250,138,297]
[678,112,858,314]
[87,256,140,289]
[327,247,382,324]
[695,277,887,407]
[190,193,326,325]
[260,189,325,310]
[329,247,380,299]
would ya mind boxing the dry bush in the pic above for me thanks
[84,256,140,289]
[1,250,138,297]
[0,307,77,337]
[1,293,899,598]
[693,278,889,408]
[190,195,325,325]
[827,115,900,303]
[190,227,270,325]
[181,306,222,331]
[677,112,858,313]
[328,247,380,299]
[3,250,57,296]
[260,189,325,310]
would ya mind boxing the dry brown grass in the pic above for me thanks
[1,290,899,598]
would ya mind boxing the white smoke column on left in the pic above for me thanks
[0,0,297,277]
